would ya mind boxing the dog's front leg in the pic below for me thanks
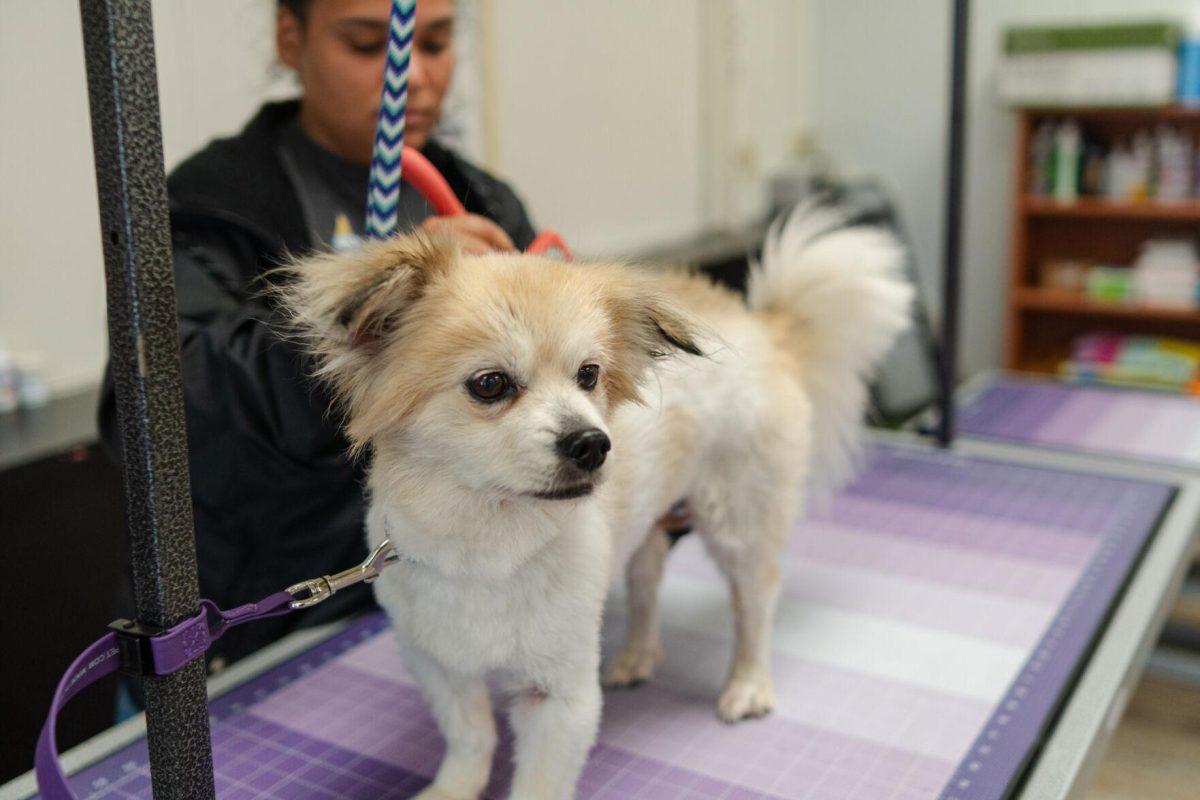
[506,670,601,799]
[406,646,497,800]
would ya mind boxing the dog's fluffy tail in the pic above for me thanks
[747,202,914,492]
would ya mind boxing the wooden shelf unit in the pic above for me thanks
[1022,197,1200,220]
[1014,287,1200,321]
[1006,107,1200,373]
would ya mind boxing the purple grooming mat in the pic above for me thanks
[33,443,1173,800]
[959,376,1200,469]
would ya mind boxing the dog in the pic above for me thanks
[281,203,912,799]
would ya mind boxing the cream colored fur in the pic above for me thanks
[281,206,912,799]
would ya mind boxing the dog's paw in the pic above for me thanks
[602,641,663,688]
[717,675,775,723]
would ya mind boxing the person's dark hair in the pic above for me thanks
[278,0,310,23]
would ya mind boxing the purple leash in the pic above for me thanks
[35,539,400,799]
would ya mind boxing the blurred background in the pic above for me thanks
[7,0,1196,398]
[7,0,1200,394]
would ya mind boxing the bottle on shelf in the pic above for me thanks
[0,344,18,415]
[1052,120,1081,202]
[1154,125,1193,202]
[1081,142,1106,196]
[1131,129,1154,200]
[1178,11,1200,106]
[1029,121,1055,196]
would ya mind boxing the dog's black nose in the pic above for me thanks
[557,428,611,472]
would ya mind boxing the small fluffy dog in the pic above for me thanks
[283,205,912,799]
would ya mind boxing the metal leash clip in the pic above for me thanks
[286,538,399,609]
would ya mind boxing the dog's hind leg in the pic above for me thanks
[718,546,782,722]
[696,503,788,723]
[603,527,670,687]
[405,646,496,800]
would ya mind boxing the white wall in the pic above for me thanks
[810,0,950,326]
[483,0,809,256]
[482,1,705,255]
[811,0,1200,377]
[1,0,810,397]
[0,0,286,396]
[1,3,106,395]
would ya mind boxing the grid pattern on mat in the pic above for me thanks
[959,377,1200,468]
[42,443,1173,800]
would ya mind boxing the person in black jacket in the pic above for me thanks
[100,0,535,677]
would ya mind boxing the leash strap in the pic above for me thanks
[35,539,401,799]
[35,593,293,799]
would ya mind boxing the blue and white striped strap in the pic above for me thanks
[365,0,416,240]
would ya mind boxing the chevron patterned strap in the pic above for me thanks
[365,0,416,240]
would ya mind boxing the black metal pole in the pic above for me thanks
[78,1,216,797]
[937,0,969,447]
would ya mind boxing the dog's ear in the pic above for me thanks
[337,260,432,351]
[643,300,704,359]
[277,233,455,415]
[603,278,704,406]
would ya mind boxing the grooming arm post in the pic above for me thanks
[78,1,215,797]
[937,0,969,447]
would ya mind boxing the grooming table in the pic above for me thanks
[5,440,1197,800]
[958,373,1200,471]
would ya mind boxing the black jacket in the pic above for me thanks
[99,101,535,666]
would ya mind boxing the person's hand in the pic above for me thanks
[419,214,517,255]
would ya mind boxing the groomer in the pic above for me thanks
[99,0,535,681]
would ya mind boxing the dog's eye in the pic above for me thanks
[577,364,600,391]
[467,371,514,402]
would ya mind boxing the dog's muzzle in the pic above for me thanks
[556,428,610,473]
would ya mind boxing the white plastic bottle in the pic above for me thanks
[0,344,19,414]
[1029,122,1055,195]
[15,352,49,409]
[1132,129,1154,199]
[1156,126,1191,201]
[1053,120,1081,203]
